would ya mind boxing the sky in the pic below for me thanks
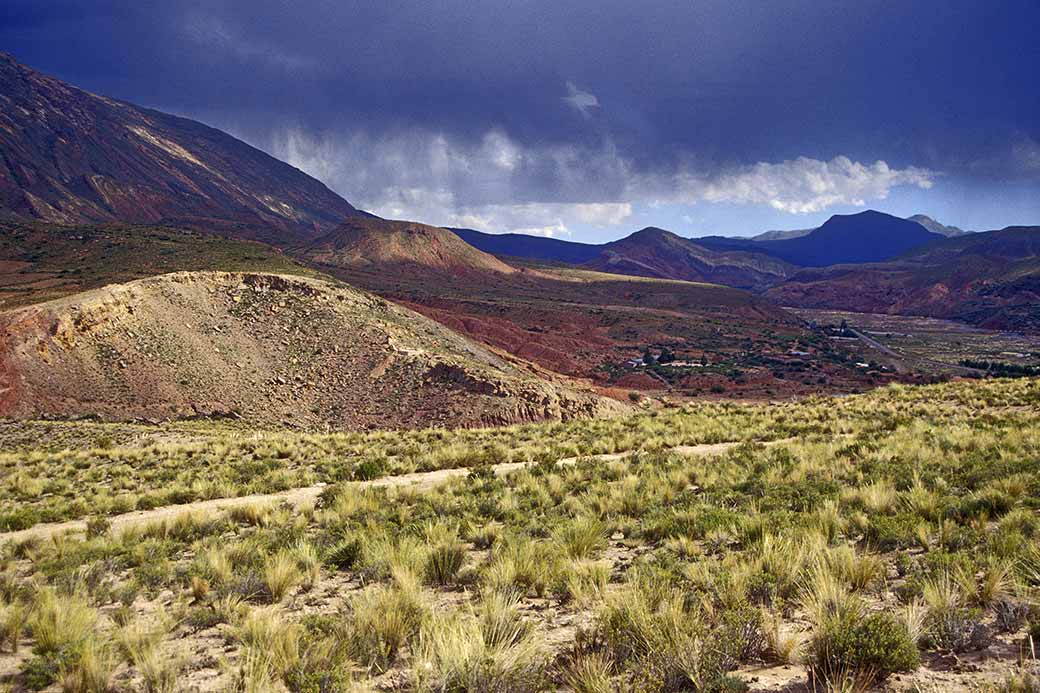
[2,0,1039,241]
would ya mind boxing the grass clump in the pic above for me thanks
[413,605,545,692]
[345,574,428,672]
[424,540,467,586]
[263,550,303,602]
[553,516,608,560]
[27,589,98,657]
[594,585,756,691]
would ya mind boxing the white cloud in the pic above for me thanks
[267,126,935,236]
[680,156,935,214]
[563,81,600,118]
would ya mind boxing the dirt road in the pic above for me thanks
[0,441,752,544]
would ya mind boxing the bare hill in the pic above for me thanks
[0,272,622,428]
[302,217,517,276]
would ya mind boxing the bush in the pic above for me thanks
[325,538,362,571]
[808,608,919,687]
[353,457,387,481]
[923,607,991,653]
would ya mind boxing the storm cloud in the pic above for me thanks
[2,0,1038,236]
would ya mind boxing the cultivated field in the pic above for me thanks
[795,309,1040,378]
[1,379,1040,691]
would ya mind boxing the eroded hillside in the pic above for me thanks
[0,272,623,428]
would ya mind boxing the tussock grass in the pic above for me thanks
[345,576,428,671]
[263,550,303,602]
[2,379,1040,690]
[28,589,97,656]
[413,609,546,692]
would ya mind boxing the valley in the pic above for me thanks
[794,309,1040,378]
[0,37,1038,693]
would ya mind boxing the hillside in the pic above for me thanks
[0,271,622,428]
[750,226,815,241]
[0,53,364,242]
[321,250,878,397]
[451,227,603,263]
[582,227,796,290]
[697,210,943,266]
[302,217,517,276]
[907,214,970,237]
[451,226,793,288]
[0,220,323,309]
[769,226,1040,331]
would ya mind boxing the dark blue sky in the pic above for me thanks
[3,1,1039,240]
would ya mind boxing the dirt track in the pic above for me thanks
[0,441,752,544]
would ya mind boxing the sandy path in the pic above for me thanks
[0,440,758,544]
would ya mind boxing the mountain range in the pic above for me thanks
[454,211,1038,331]
[456,211,955,282]
[768,226,1040,331]
[0,51,1037,430]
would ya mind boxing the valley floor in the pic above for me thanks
[1,379,1039,691]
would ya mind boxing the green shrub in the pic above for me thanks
[325,538,362,571]
[923,607,991,653]
[353,458,387,481]
[808,608,919,686]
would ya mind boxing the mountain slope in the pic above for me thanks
[451,228,603,264]
[768,226,1040,331]
[0,53,364,242]
[697,211,943,267]
[0,271,622,428]
[0,220,323,310]
[907,215,970,238]
[581,227,796,290]
[750,227,816,241]
[301,217,517,276]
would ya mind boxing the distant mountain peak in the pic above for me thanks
[627,226,675,240]
[907,214,971,237]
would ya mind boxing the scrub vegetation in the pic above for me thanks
[1,378,1039,691]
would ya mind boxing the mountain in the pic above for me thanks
[301,217,517,276]
[750,227,816,241]
[907,214,971,237]
[696,210,944,267]
[450,228,603,264]
[451,225,794,289]
[746,214,965,243]
[0,271,622,428]
[581,227,796,290]
[768,226,1040,332]
[0,53,364,243]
